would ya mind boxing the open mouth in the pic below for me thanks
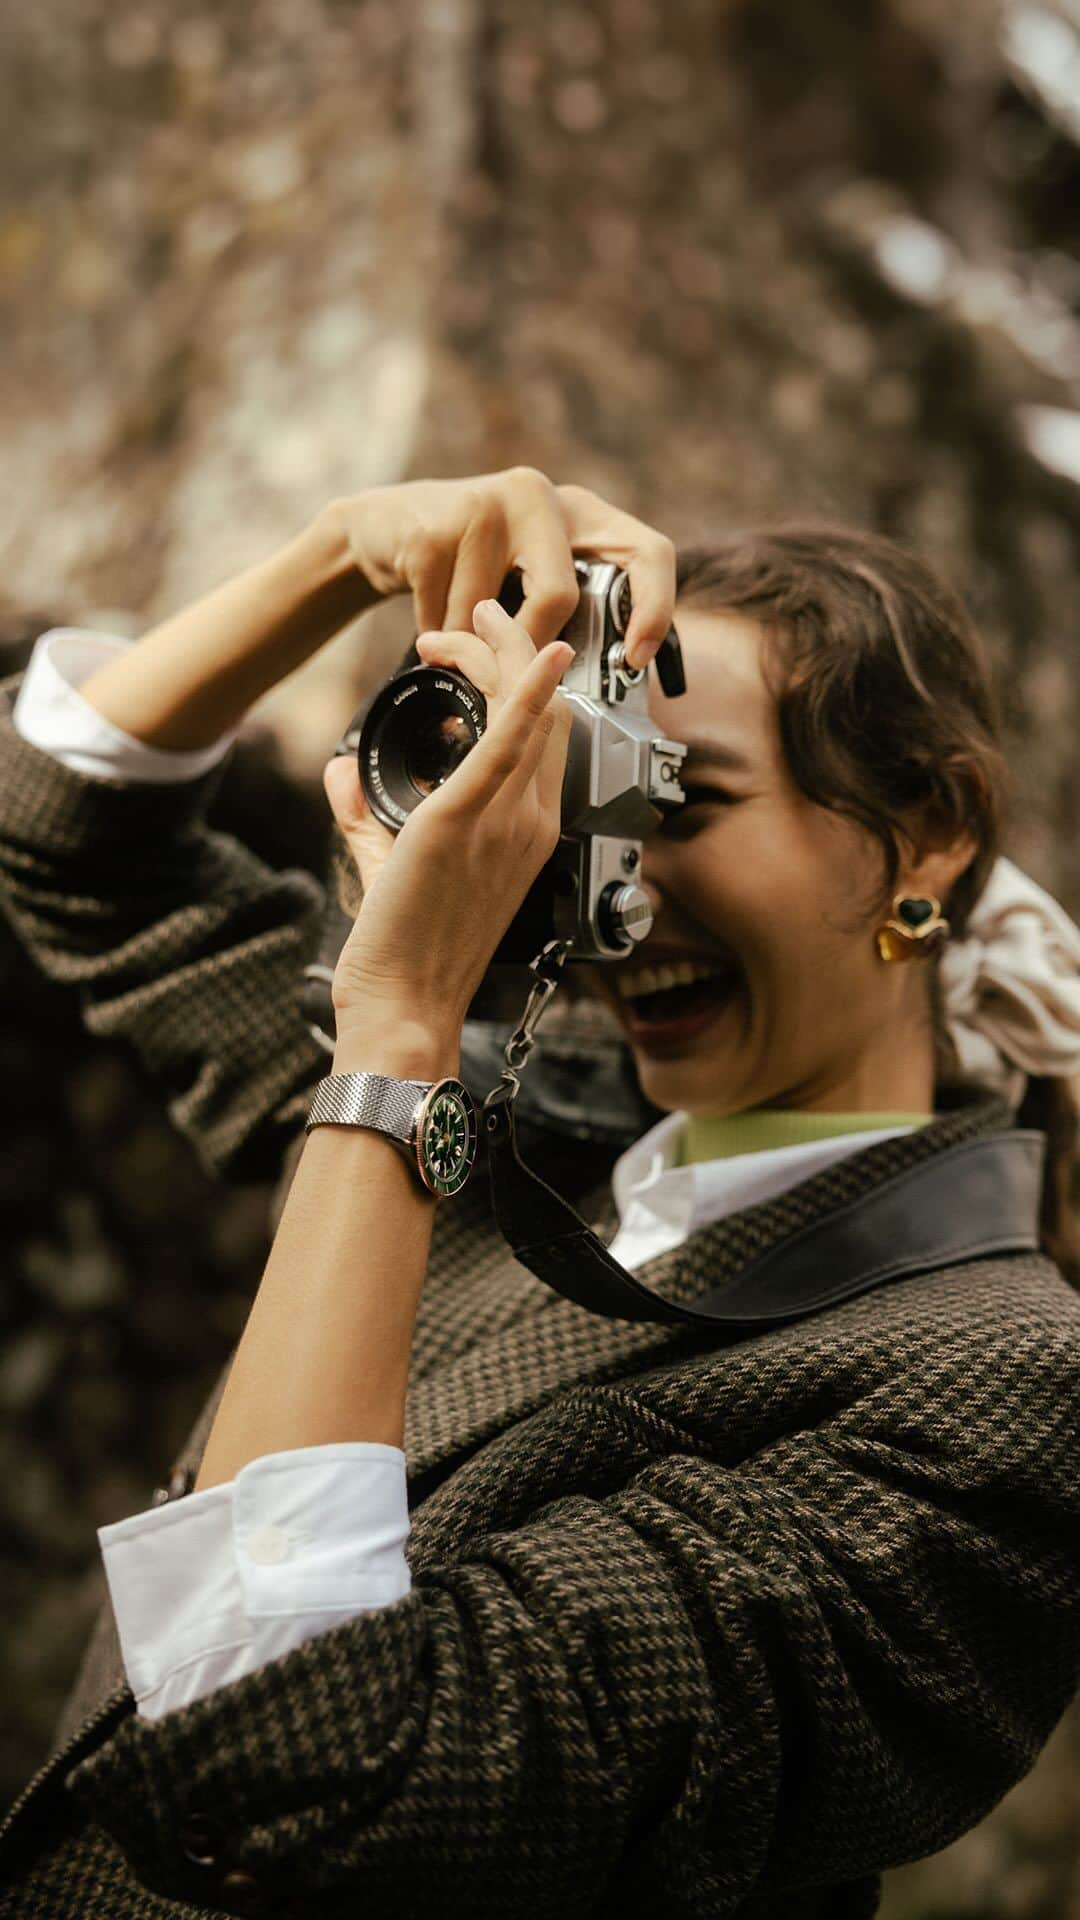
[613,956,742,1046]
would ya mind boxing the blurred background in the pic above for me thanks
[1,0,1078,1910]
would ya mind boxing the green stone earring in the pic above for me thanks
[875,892,950,963]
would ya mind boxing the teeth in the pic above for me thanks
[614,957,733,999]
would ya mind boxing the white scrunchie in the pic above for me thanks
[938,855,1080,1106]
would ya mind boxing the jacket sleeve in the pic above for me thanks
[0,672,326,1180]
[63,1309,1080,1919]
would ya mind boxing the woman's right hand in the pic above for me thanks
[328,467,677,671]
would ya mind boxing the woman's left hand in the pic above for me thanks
[323,598,574,1059]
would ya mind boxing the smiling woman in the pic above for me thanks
[631,522,1079,1281]
[0,477,1077,1920]
[592,581,954,1100]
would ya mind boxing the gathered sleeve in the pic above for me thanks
[63,1307,1080,1919]
[0,645,327,1181]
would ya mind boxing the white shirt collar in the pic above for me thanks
[606,1108,924,1272]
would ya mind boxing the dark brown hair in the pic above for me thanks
[675,522,1079,1286]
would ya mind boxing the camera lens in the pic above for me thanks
[404,712,475,796]
[358,665,487,832]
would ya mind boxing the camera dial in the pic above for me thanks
[599,881,653,948]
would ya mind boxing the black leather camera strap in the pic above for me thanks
[483,1082,1045,1330]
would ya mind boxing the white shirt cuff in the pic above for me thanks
[12,629,236,782]
[98,1444,411,1720]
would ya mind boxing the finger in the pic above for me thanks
[396,517,457,636]
[438,642,573,815]
[418,605,535,714]
[495,685,571,840]
[499,693,566,818]
[322,755,396,890]
[472,596,573,812]
[491,674,572,829]
[442,495,510,635]
[323,751,368,830]
[471,596,546,677]
[493,648,574,817]
[621,536,678,669]
[506,487,581,646]
[415,629,500,699]
[534,681,573,820]
[556,485,677,668]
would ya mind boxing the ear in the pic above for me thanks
[895,803,979,907]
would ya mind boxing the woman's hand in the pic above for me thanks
[76,466,673,752]
[324,598,574,1058]
[329,467,676,670]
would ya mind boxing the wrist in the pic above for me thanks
[316,498,384,616]
[331,1014,462,1082]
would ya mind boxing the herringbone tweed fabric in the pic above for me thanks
[0,676,1077,1920]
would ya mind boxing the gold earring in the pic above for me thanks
[875,893,950,963]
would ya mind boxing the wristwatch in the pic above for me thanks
[305,1072,478,1197]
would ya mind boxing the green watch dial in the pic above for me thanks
[416,1079,477,1196]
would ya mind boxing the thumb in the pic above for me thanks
[322,754,396,892]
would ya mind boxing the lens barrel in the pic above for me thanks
[357,665,487,831]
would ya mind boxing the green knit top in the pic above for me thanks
[677,1109,933,1165]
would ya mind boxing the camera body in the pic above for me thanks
[353,560,687,964]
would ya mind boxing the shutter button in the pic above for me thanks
[247,1523,292,1565]
[179,1811,223,1866]
[222,1868,268,1915]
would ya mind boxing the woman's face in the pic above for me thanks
[592,606,959,1117]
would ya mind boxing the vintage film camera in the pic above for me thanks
[300,560,689,1052]
[352,560,688,964]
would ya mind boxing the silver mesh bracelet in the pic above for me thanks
[305,1072,432,1145]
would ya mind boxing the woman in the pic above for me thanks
[0,468,1077,1919]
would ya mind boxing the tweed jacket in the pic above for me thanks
[0,674,1077,1920]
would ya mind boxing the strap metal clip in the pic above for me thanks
[484,938,571,1108]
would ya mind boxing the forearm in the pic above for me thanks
[194,1024,460,1490]
[78,502,375,750]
